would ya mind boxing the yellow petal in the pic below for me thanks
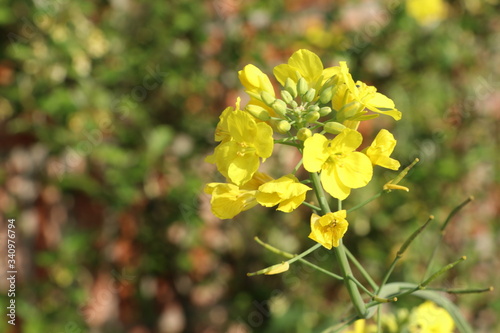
[303,134,329,172]
[321,166,351,200]
[264,262,290,275]
[287,49,323,83]
[336,152,373,189]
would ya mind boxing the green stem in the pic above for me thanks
[302,201,321,212]
[253,237,343,280]
[377,216,434,295]
[310,172,367,318]
[346,191,382,213]
[345,248,379,291]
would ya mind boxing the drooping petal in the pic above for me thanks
[205,183,258,219]
[227,153,259,186]
[303,133,329,172]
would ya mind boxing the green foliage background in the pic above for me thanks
[0,0,498,332]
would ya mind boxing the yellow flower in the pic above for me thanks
[309,210,349,249]
[342,319,377,333]
[273,49,339,93]
[408,301,455,333]
[204,172,273,219]
[365,129,400,170]
[214,98,241,143]
[303,130,373,200]
[206,107,274,186]
[333,62,402,121]
[239,64,275,97]
[256,174,311,212]
[406,0,447,27]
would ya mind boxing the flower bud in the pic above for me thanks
[319,87,333,104]
[305,111,320,123]
[290,100,298,109]
[297,77,309,96]
[297,128,312,141]
[276,120,291,133]
[303,88,316,103]
[319,107,332,116]
[260,91,276,106]
[281,90,294,104]
[245,104,270,121]
[284,78,297,98]
[272,99,288,117]
[306,105,320,113]
[324,121,346,134]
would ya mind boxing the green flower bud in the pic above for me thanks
[284,78,297,98]
[272,99,288,117]
[281,90,294,104]
[319,87,333,104]
[245,104,270,121]
[260,91,276,106]
[290,100,298,109]
[303,88,316,103]
[297,128,312,141]
[324,121,347,134]
[276,120,291,133]
[306,105,320,113]
[305,111,320,123]
[245,90,262,101]
[297,77,309,96]
[319,106,332,116]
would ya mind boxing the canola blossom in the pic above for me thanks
[206,107,274,186]
[206,49,402,247]
[308,211,349,249]
[365,129,400,170]
[256,174,311,212]
[303,130,373,200]
[408,301,455,333]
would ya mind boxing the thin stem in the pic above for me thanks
[310,172,367,318]
[377,216,435,294]
[253,237,343,280]
[346,191,382,213]
[423,196,474,280]
[426,286,494,294]
[302,201,321,212]
[345,248,379,291]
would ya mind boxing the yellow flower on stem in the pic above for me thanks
[303,130,373,200]
[408,301,455,333]
[239,64,275,97]
[365,129,400,170]
[309,210,349,249]
[204,172,273,219]
[256,174,311,212]
[213,98,241,143]
[333,62,402,121]
[273,49,339,92]
[206,107,274,186]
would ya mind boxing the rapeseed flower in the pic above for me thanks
[303,130,373,200]
[309,210,349,249]
[256,174,311,212]
[408,301,455,333]
[205,172,273,219]
[365,129,400,170]
[206,106,274,186]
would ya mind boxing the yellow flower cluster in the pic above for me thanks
[205,49,402,248]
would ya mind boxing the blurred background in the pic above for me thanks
[0,0,498,332]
